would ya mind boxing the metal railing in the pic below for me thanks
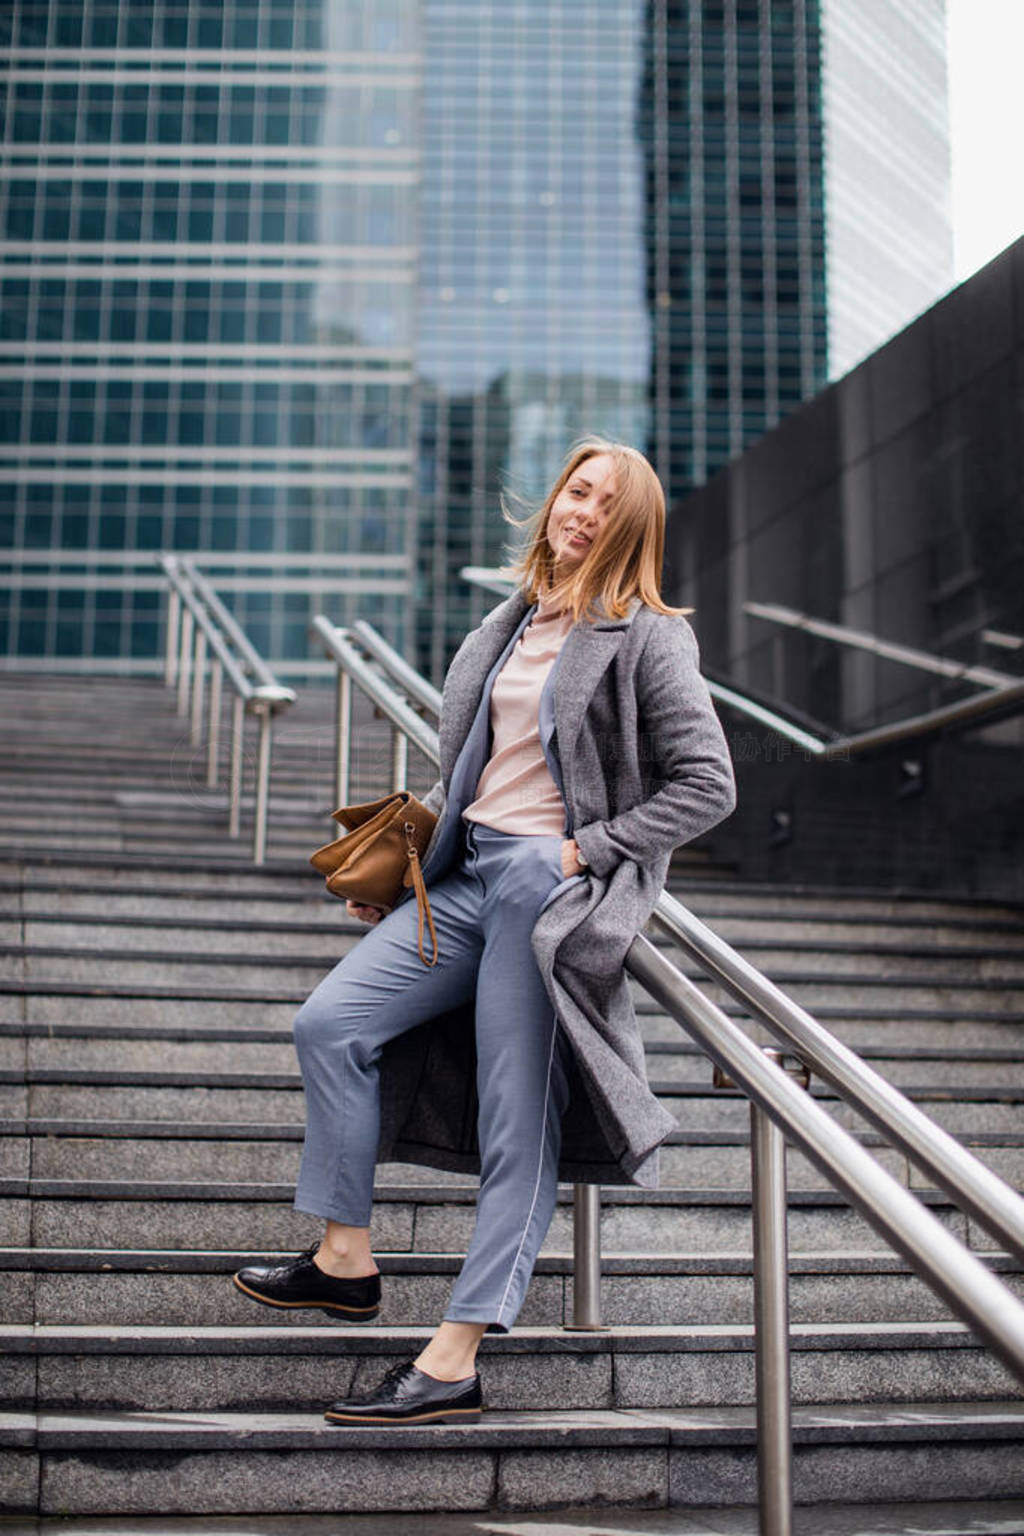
[745,602,1019,691]
[309,616,441,810]
[159,554,295,863]
[741,601,1024,755]
[313,607,1024,1536]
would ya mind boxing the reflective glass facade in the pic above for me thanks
[415,0,652,674]
[822,0,953,377]
[0,0,419,665]
[641,0,827,513]
[418,0,830,671]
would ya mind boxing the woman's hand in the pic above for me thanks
[560,838,586,879]
[345,899,385,925]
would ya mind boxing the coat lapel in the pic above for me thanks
[438,590,531,782]
[553,598,642,765]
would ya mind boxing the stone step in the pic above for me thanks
[11,917,1024,980]
[0,1119,917,1190]
[6,1119,1024,1196]
[648,1042,1024,1090]
[639,1010,1024,1050]
[4,857,1021,923]
[0,856,331,892]
[4,860,1021,918]
[1,886,346,927]
[5,1401,1024,1516]
[7,1074,1022,1139]
[6,864,1013,926]
[11,903,1024,961]
[0,774,361,804]
[8,884,1024,953]
[0,828,341,859]
[5,1320,1021,1415]
[0,833,322,860]
[7,945,1024,1009]
[6,1058,1022,1111]
[7,999,1024,1054]
[0,1179,980,1255]
[5,1032,1022,1092]
[0,801,332,832]
[4,1247,1022,1331]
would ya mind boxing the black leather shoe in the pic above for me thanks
[232,1245,381,1320]
[324,1359,482,1425]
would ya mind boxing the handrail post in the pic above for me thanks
[750,1066,795,1536]
[165,585,180,687]
[252,705,273,866]
[229,693,245,839]
[176,606,193,718]
[207,657,223,788]
[335,667,352,809]
[190,626,207,748]
[159,557,293,855]
[249,685,297,866]
[567,1183,605,1331]
[391,726,408,792]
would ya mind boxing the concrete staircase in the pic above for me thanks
[3,673,1024,1516]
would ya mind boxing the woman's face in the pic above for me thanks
[546,453,618,575]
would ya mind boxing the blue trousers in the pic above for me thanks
[292,823,578,1332]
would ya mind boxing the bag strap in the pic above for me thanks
[404,821,439,967]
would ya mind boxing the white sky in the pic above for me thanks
[947,0,1024,278]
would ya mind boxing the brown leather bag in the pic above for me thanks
[310,791,439,966]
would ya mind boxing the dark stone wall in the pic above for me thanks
[690,717,1024,904]
[667,237,1024,736]
[667,238,1024,900]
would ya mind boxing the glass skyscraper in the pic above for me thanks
[1,0,952,679]
[822,0,953,377]
[1,0,420,666]
[639,0,828,518]
[415,0,653,674]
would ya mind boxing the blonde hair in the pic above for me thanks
[505,436,692,623]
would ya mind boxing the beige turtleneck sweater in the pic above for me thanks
[462,598,573,836]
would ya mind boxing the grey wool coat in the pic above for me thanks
[374,588,737,1188]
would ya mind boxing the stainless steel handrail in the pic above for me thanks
[710,671,1024,758]
[818,677,1024,755]
[180,558,281,691]
[628,935,1024,1533]
[310,617,439,810]
[351,619,443,719]
[745,601,1018,689]
[159,554,295,863]
[705,680,831,756]
[317,604,1024,1536]
[651,890,1024,1265]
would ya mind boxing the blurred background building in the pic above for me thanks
[1,0,953,682]
[821,0,952,377]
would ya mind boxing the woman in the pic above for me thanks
[233,438,736,1424]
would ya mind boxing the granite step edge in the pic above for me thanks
[6,1399,1024,1453]
[3,1247,1018,1277]
[4,1068,1022,1103]
[0,1177,971,1208]
[0,1319,990,1356]
[13,912,1024,961]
